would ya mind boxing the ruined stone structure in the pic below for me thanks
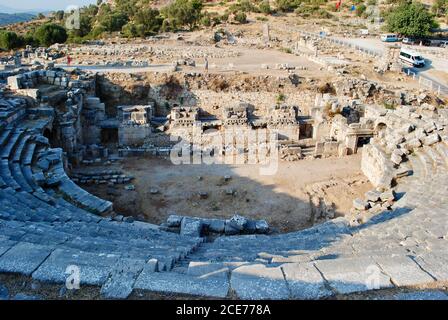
[117,105,154,146]
[1,64,448,300]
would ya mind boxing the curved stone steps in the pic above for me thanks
[0,128,13,148]
[423,145,446,170]
[2,222,186,265]
[22,165,44,193]
[183,148,448,276]
[435,143,448,167]
[0,159,21,190]
[0,220,199,269]
[0,129,25,159]
[11,163,33,193]
[0,199,202,276]
[45,150,113,215]
[414,149,437,177]
[407,154,425,180]
[21,141,36,166]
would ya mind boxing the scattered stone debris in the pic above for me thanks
[162,214,270,237]
[124,184,136,191]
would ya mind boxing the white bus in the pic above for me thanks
[380,34,399,42]
[399,48,425,68]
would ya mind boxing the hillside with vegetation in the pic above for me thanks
[0,12,35,26]
[0,0,447,51]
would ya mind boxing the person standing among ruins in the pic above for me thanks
[204,56,209,73]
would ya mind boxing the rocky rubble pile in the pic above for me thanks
[356,103,448,224]
[351,189,396,225]
[162,214,270,237]
[6,68,93,91]
[280,145,302,161]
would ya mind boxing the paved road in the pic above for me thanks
[300,31,448,96]
[403,67,448,96]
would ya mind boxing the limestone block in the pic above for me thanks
[422,133,440,146]
[361,144,394,189]
[391,152,403,165]
[7,75,22,90]
[353,198,369,211]
[166,215,183,227]
[180,218,203,237]
[365,190,381,202]
[379,190,395,202]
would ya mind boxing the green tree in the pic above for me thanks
[98,11,129,32]
[386,2,439,37]
[34,23,68,46]
[0,31,22,50]
[134,7,163,35]
[54,10,65,21]
[161,0,204,30]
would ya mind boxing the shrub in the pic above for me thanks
[98,11,129,32]
[276,0,301,12]
[234,11,248,24]
[276,93,286,104]
[0,31,22,50]
[259,1,272,14]
[295,5,332,19]
[432,0,448,17]
[201,14,212,27]
[355,4,367,17]
[229,0,258,13]
[34,23,68,46]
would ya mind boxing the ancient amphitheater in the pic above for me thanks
[1,48,448,300]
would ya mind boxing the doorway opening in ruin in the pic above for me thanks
[357,136,371,148]
[43,128,58,147]
[299,124,313,139]
[203,124,222,131]
[376,123,387,134]
[101,128,119,144]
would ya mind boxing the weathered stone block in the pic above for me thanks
[180,218,203,237]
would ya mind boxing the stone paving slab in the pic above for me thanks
[413,253,448,282]
[187,261,230,279]
[281,262,332,299]
[32,248,119,286]
[134,269,229,298]
[100,258,146,299]
[0,239,16,257]
[314,257,393,294]
[230,264,290,300]
[375,256,435,287]
[0,242,53,276]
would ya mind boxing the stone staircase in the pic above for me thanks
[1,98,448,299]
[0,115,204,299]
[157,139,448,299]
